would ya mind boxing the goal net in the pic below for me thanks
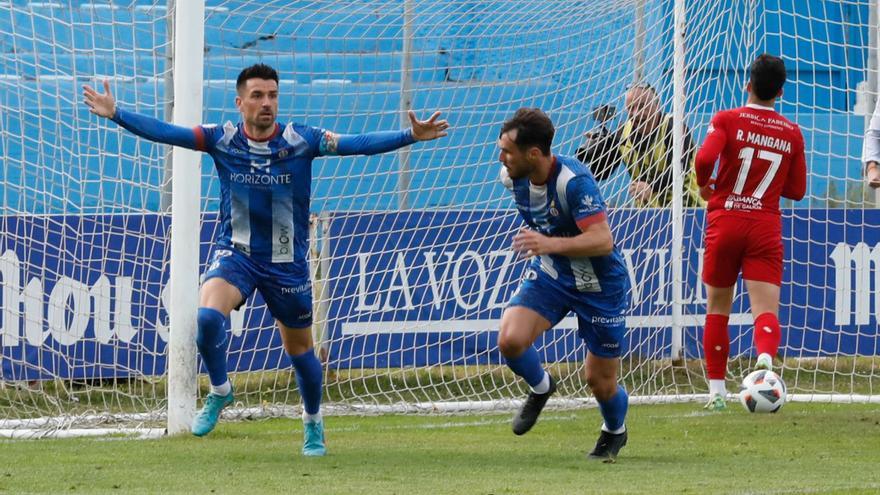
[1,0,877,436]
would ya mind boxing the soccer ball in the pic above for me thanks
[738,369,787,413]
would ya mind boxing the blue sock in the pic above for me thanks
[289,350,323,415]
[504,346,546,388]
[598,385,629,432]
[196,307,228,389]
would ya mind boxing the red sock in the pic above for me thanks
[754,312,781,357]
[703,314,730,380]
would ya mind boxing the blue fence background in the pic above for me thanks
[2,209,879,379]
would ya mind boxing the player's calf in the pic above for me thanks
[753,312,781,362]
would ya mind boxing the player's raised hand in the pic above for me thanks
[512,228,557,259]
[82,80,116,119]
[408,110,449,141]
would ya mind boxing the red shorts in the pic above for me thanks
[701,213,783,287]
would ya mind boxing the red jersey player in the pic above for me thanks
[694,54,807,410]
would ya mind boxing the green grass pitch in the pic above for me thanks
[2,402,879,494]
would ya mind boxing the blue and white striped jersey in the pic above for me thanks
[111,108,416,268]
[501,154,629,294]
[195,121,325,265]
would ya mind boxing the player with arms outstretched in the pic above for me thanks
[82,64,449,454]
[497,108,631,462]
[694,54,806,410]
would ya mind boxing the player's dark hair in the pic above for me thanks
[500,107,555,156]
[750,54,786,100]
[236,64,279,92]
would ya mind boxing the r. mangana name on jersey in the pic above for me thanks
[229,172,292,185]
[736,130,792,154]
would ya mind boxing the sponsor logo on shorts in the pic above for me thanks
[281,282,311,294]
[591,315,625,325]
[297,311,312,320]
[601,342,620,349]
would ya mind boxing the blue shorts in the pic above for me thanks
[507,268,630,358]
[202,248,312,328]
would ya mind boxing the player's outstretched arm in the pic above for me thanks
[83,80,204,151]
[325,110,449,156]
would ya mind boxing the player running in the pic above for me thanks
[82,64,449,454]
[694,54,807,411]
[497,107,631,462]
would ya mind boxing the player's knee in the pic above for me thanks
[585,371,616,400]
[590,380,617,402]
[584,370,598,390]
[497,329,528,358]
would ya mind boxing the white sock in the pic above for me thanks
[303,411,322,424]
[709,379,727,397]
[211,381,231,397]
[530,371,550,394]
[601,423,626,435]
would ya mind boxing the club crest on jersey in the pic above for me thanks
[278,149,288,159]
[549,199,559,217]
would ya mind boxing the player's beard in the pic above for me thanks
[252,113,276,132]
[505,163,528,180]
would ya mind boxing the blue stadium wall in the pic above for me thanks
[0,0,872,214]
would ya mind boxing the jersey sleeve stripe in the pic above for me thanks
[193,126,206,151]
[576,211,607,231]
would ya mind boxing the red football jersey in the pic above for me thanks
[695,103,806,218]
